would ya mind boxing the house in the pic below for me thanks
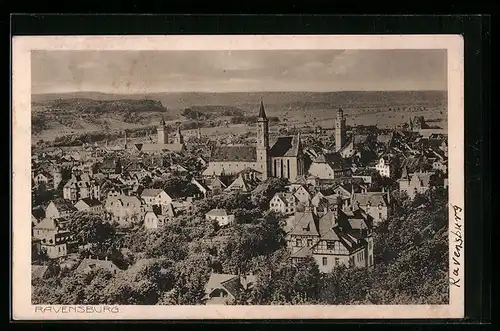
[75,257,120,275]
[105,195,144,224]
[224,173,260,193]
[205,209,235,227]
[375,155,396,178]
[307,153,351,180]
[143,204,176,230]
[287,203,374,273]
[269,192,298,215]
[32,217,72,259]
[33,170,52,191]
[398,168,434,198]
[432,159,448,174]
[74,198,104,213]
[206,176,228,196]
[63,174,100,202]
[201,272,256,305]
[140,189,173,206]
[191,177,211,199]
[350,191,390,225]
[45,200,77,219]
[287,184,311,204]
[172,198,195,216]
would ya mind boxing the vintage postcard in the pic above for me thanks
[12,35,464,320]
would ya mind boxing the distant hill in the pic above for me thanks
[31,90,447,110]
[31,90,448,143]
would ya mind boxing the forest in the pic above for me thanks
[32,179,449,305]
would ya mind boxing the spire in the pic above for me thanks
[258,99,267,120]
[160,116,166,127]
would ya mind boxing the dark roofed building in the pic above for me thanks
[203,101,306,181]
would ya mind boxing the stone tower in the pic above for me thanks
[256,100,270,179]
[335,107,346,152]
[52,167,62,190]
[157,117,168,144]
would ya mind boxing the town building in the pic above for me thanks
[202,101,306,182]
[205,208,235,227]
[269,192,298,215]
[287,198,374,273]
[201,272,256,305]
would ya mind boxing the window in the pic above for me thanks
[326,242,335,250]
[307,239,313,247]
[322,257,327,266]
[296,239,302,247]
[335,258,340,266]
[379,213,382,219]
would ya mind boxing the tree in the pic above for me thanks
[250,249,321,304]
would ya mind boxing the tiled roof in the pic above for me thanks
[76,258,119,274]
[79,198,102,207]
[48,200,77,213]
[269,135,300,157]
[290,211,320,236]
[206,208,229,217]
[210,146,257,162]
[135,143,183,153]
[140,188,164,198]
[352,192,388,207]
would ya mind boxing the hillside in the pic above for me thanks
[31,90,448,143]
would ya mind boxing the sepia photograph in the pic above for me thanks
[12,35,464,320]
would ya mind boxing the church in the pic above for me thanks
[202,101,306,182]
[132,117,184,154]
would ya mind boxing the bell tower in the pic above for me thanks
[157,117,168,144]
[335,107,346,152]
[256,100,269,179]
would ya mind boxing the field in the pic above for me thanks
[31,91,448,143]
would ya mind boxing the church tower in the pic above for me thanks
[174,126,184,145]
[256,100,270,179]
[335,107,346,152]
[157,117,168,144]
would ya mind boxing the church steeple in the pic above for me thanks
[258,99,268,121]
[256,100,269,179]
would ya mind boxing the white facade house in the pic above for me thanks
[205,209,235,227]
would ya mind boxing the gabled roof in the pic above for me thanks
[140,188,165,198]
[33,217,68,230]
[47,200,77,214]
[135,143,183,153]
[206,208,230,217]
[269,135,301,158]
[210,146,257,162]
[352,192,388,207]
[77,198,102,207]
[290,211,320,236]
[76,258,119,274]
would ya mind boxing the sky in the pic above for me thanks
[31,49,447,94]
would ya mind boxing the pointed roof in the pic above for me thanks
[258,100,268,121]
